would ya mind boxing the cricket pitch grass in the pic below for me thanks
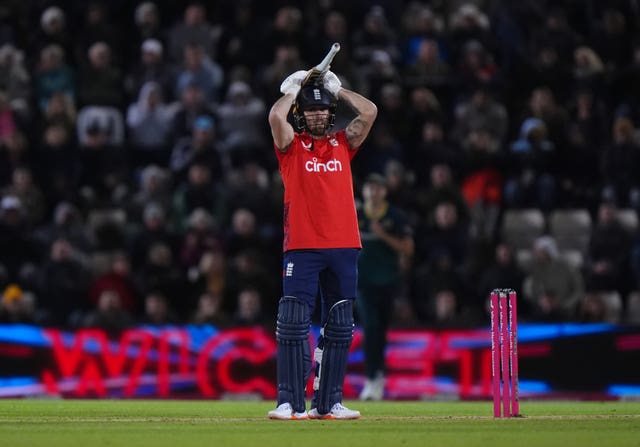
[1,399,639,447]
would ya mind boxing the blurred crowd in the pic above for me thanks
[2,0,640,333]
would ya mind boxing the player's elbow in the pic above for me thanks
[268,106,285,128]
[363,102,378,123]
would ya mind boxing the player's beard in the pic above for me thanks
[307,116,329,137]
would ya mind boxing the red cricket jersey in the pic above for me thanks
[275,130,362,251]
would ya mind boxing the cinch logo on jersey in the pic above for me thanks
[305,157,343,172]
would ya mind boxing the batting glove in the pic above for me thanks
[280,70,307,97]
[323,71,342,97]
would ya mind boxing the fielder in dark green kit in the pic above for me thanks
[356,173,414,400]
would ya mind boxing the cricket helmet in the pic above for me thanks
[292,85,337,131]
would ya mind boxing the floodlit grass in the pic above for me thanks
[0,399,639,447]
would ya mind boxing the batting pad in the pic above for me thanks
[276,296,311,413]
[315,299,354,414]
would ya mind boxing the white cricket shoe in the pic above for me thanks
[268,403,308,420]
[308,403,361,420]
[359,374,384,401]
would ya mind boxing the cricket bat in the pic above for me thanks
[301,43,341,87]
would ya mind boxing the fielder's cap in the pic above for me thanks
[1,195,21,210]
[141,38,163,55]
[193,115,214,131]
[364,173,387,186]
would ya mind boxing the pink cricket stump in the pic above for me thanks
[509,290,520,416]
[499,292,511,417]
[490,291,500,417]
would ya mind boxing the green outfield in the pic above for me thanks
[0,399,638,447]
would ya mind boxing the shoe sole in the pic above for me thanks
[308,414,360,420]
[268,414,309,420]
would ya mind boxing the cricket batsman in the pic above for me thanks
[266,45,378,420]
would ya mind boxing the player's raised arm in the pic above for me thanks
[269,70,307,152]
[321,72,378,149]
[340,89,377,149]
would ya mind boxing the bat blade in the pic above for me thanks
[302,43,341,87]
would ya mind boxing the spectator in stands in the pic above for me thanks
[126,81,175,168]
[402,38,451,95]
[216,81,267,165]
[178,208,223,271]
[34,44,75,112]
[214,0,265,70]
[41,91,77,136]
[2,166,46,226]
[601,116,640,212]
[232,286,265,326]
[260,43,306,106]
[523,236,584,321]
[37,238,91,327]
[503,117,557,211]
[170,81,216,140]
[81,288,133,336]
[134,241,187,312]
[576,291,608,323]
[262,6,305,58]
[171,163,227,231]
[352,6,399,65]
[560,89,607,208]
[0,91,23,145]
[128,166,173,223]
[0,284,37,324]
[35,124,80,206]
[125,38,174,103]
[74,2,122,68]
[383,159,418,220]
[521,86,569,151]
[476,242,526,318]
[226,248,276,315]
[34,201,92,255]
[88,251,141,317]
[170,115,223,182]
[77,41,124,108]
[406,87,445,148]
[174,41,223,104]
[129,3,165,69]
[129,202,179,268]
[376,83,411,148]
[225,162,279,233]
[139,290,179,325]
[191,291,229,327]
[452,86,508,147]
[584,200,633,295]
[29,6,74,68]
[0,44,31,118]
[413,120,463,179]
[186,248,229,305]
[167,3,217,63]
[416,163,470,231]
[0,196,40,283]
[359,49,401,104]
[77,121,129,209]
